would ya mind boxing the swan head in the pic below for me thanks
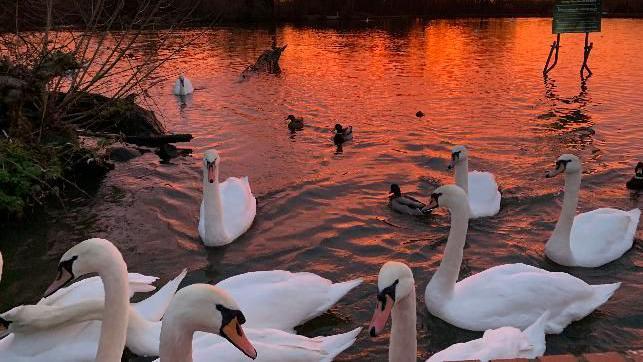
[448,145,468,170]
[545,154,581,178]
[424,184,468,212]
[44,238,123,298]
[164,284,257,359]
[389,184,402,198]
[203,150,221,183]
[369,261,414,337]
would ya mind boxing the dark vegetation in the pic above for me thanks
[0,0,201,219]
[2,0,641,29]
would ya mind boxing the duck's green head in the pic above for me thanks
[285,115,296,122]
[334,124,343,133]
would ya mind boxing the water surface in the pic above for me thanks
[1,18,642,360]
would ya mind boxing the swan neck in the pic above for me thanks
[96,256,129,362]
[455,159,469,194]
[389,285,417,362]
[203,164,227,242]
[429,202,469,297]
[159,317,194,362]
[548,171,581,258]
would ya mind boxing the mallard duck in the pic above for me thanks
[333,123,353,145]
[388,184,429,216]
[416,111,425,118]
[626,162,643,190]
[285,115,304,131]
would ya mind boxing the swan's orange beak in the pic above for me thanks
[369,294,394,337]
[44,265,74,298]
[221,317,257,359]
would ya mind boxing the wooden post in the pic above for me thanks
[580,32,593,78]
[543,33,561,75]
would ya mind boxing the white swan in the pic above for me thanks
[368,261,548,362]
[448,145,501,218]
[173,74,194,96]
[199,149,257,246]
[545,154,640,267]
[423,185,620,333]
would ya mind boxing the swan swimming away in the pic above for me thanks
[369,261,548,362]
[448,145,501,218]
[199,149,257,246]
[545,154,640,267]
[423,185,620,333]
[173,74,194,96]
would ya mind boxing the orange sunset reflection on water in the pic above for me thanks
[2,18,642,360]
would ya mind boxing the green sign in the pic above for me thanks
[553,0,602,34]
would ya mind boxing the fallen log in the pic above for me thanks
[124,133,193,146]
[77,130,193,146]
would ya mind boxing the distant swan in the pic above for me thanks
[368,261,548,362]
[545,154,640,267]
[173,75,194,96]
[423,185,620,333]
[199,149,257,246]
[448,145,501,218]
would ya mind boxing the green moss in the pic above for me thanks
[0,140,63,216]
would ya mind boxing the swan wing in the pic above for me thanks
[38,273,157,307]
[220,176,257,242]
[426,338,486,362]
[467,171,501,218]
[188,328,361,362]
[216,270,362,331]
[132,269,187,321]
[570,208,640,266]
[0,319,100,360]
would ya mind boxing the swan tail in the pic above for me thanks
[590,283,621,309]
[133,269,188,321]
[522,311,549,358]
[303,278,363,324]
[319,327,362,362]
[323,278,363,312]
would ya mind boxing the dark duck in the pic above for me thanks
[286,115,304,131]
[333,123,353,145]
[626,162,643,190]
[388,184,430,216]
[416,111,425,118]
